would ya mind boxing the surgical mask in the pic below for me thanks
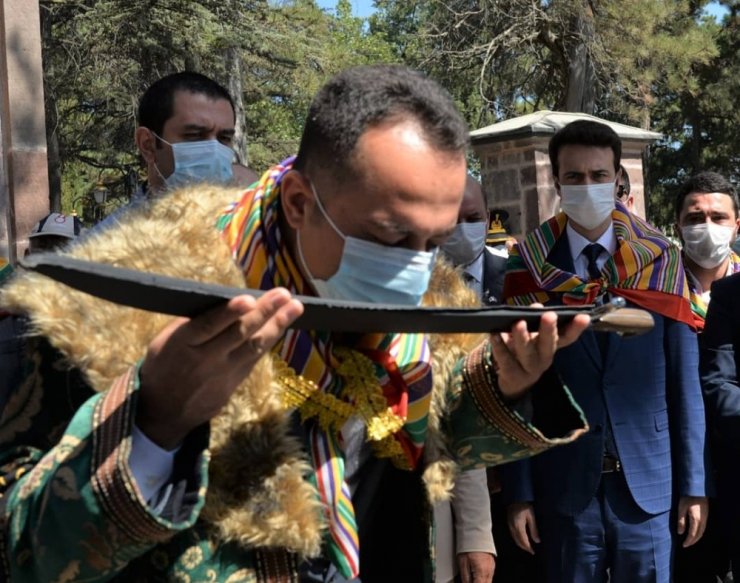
[681,222,736,269]
[296,182,437,306]
[152,132,234,189]
[441,221,487,266]
[560,183,616,230]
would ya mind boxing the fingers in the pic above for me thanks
[558,313,591,348]
[196,289,297,354]
[528,511,541,546]
[508,505,537,554]
[683,510,700,547]
[184,294,259,346]
[229,297,304,366]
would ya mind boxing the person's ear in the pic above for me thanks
[280,170,314,230]
[554,178,561,197]
[674,222,683,243]
[135,127,157,165]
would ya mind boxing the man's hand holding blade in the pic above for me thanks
[136,288,303,450]
[491,307,591,401]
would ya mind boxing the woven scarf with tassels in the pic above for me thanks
[503,202,698,329]
[216,158,433,578]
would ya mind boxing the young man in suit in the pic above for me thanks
[501,120,709,583]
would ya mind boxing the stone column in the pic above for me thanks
[0,0,49,263]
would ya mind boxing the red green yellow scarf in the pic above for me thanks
[216,159,433,578]
[504,203,697,328]
[687,251,740,328]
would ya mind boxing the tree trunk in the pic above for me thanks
[563,2,596,113]
[227,46,248,166]
[39,3,62,211]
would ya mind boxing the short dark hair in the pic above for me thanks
[293,65,469,183]
[548,120,622,178]
[675,171,739,221]
[137,72,234,136]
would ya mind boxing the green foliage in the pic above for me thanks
[41,0,395,218]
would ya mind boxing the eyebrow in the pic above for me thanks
[182,124,235,136]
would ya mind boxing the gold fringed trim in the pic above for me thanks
[273,349,410,468]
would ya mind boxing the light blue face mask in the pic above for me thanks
[441,221,487,266]
[152,133,234,189]
[297,181,437,306]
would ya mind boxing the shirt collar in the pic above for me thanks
[566,220,618,260]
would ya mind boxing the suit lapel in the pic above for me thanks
[548,231,604,371]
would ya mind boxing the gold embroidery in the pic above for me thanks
[274,348,410,467]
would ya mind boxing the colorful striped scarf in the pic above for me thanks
[687,251,740,327]
[503,203,697,328]
[216,158,433,578]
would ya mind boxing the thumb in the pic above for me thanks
[528,513,541,544]
[677,511,686,535]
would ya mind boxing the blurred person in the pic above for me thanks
[26,212,84,254]
[700,272,740,583]
[616,164,634,212]
[436,175,497,583]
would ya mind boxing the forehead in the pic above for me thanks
[557,144,615,174]
[459,178,486,216]
[680,191,736,216]
[165,90,234,131]
[333,120,466,227]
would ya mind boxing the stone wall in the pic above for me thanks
[474,138,648,238]
[0,0,49,262]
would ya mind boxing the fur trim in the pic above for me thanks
[422,259,488,504]
[0,188,484,551]
[1,186,324,558]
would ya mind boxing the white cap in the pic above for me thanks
[28,213,84,239]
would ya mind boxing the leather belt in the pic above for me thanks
[602,456,622,473]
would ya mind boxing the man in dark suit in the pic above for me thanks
[500,120,709,583]
[701,272,740,582]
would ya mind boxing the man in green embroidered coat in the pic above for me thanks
[0,65,590,582]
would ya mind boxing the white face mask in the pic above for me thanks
[559,183,616,230]
[680,222,737,269]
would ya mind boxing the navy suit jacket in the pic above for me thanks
[501,231,708,516]
[701,273,740,462]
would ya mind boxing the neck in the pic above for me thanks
[685,254,728,293]
[569,217,611,242]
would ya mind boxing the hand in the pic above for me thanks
[507,502,540,554]
[677,495,708,547]
[137,288,303,449]
[457,552,495,583]
[491,308,590,400]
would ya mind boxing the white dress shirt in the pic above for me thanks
[566,221,618,279]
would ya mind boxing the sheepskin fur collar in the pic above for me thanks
[1,185,484,559]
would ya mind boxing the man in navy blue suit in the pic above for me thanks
[701,272,740,582]
[500,120,709,583]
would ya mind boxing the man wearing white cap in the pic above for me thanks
[26,212,84,254]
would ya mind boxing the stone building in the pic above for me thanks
[470,110,662,237]
[0,0,49,266]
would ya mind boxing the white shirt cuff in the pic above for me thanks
[130,424,181,505]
